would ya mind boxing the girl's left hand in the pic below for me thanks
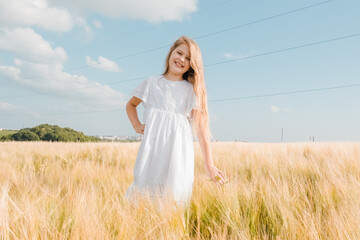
[205,164,228,185]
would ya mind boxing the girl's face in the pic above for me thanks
[168,43,191,76]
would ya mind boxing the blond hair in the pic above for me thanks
[163,36,212,139]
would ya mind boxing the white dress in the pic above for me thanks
[124,75,200,207]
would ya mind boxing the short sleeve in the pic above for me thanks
[131,77,150,105]
[186,86,202,118]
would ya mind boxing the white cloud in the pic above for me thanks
[74,17,94,42]
[209,113,218,121]
[0,65,21,80]
[0,101,39,117]
[270,106,292,113]
[224,53,234,59]
[92,20,102,29]
[86,56,121,72]
[0,24,125,109]
[0,102,16,111]
[0,0,74,32]
[270,106,279,112]
[0,0,93,40]
[53,0,198,23]
[0,0,198,46]
[224,52,245,59]
[0,27,67,63]
[0,59,126,109]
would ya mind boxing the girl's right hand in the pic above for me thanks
[134,123,145,135]
[205,164,228,186]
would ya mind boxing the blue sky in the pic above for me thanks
[0,0,359,142]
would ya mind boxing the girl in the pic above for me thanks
[124,36,227,207]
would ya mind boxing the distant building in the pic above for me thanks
[0,128,18,131]
[95,135,143,142]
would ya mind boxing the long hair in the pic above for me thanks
[163,36,212,139]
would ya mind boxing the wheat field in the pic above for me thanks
[0,141,359,239]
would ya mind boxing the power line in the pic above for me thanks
[1,31,359,100]
[1,81,359,117]
[0,0,332,85]
[209,82,360,102]
[206,33,360,67]
[196,0,333,39]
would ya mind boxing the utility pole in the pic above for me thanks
[281,128,283,142]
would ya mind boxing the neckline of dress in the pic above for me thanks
[161,75,186,83]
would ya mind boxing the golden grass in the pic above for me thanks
[0,141,360,239]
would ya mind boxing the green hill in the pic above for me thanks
[0,130,18,138]
[0,124,99,142]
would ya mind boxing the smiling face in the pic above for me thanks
[167,43,191,76]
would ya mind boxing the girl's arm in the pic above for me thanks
[126,96,145,135]
[192,109,227,185]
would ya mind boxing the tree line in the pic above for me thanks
[0,124,99,142]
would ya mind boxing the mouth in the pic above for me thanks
[174,60,184,68]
